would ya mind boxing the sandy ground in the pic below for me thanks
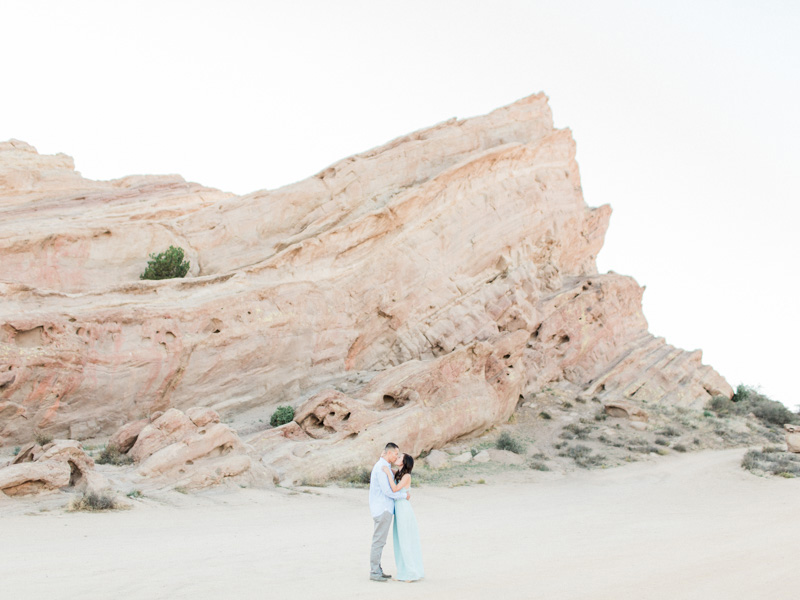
[1,448,798,600]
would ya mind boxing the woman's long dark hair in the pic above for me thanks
[395,454,414,483]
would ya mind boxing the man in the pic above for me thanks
[369,442,411,582]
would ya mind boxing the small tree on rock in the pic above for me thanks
[140,246,190,280]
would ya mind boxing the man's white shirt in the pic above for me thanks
[369,457,407,518]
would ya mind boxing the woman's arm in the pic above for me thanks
[382,466,404,492]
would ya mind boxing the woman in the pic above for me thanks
[382,454,424,581]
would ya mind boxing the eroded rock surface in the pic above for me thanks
[114,408,273,490]
[0,439,107,496]
[0,95,733,484]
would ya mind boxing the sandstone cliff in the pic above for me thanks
[0,95,731,480]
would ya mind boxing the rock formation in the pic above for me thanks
[0,94,732,483]
[0,439,108,496]
[110,407,274,490]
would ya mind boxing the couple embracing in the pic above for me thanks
[368,442,424,583]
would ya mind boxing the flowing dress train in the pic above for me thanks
[393,496,424,581]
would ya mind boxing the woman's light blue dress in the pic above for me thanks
[393,485,424,581]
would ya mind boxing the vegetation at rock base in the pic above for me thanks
[495,431,525,454]
[68,491,119,511]
[95,444,134,466]
[140,245,190,280]
[708,385,798,427]
[270,405,295,427]
[34,432,52,446]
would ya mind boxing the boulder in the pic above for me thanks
[604,400,649,422]
[108,408,269,490]
[137,423,245,478]
[425,449,450,470]
[487,448,525,465]
[129,409,196,463]
[785,424,800,453]
[473,450,490,464]
[109,418,149,454]
[0,439,107,496]
[629,421,648,432]
[186,407,221,428]
[11,442,41,464]
[452,452,473,464]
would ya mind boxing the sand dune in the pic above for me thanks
[2,448,798,599]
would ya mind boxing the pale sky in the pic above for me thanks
[2,1,798,408]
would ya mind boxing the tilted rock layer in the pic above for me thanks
[0,95,731,480]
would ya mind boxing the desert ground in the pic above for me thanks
[1,447,798,600]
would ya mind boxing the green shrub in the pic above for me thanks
[731,384,751,403]
[12,446,20,456]
[126,490,143,499]
[539,411,552,420]
[495,431,525,454]
[529,461,550,471]
[709,395,734,415]
[751,402,796,426]
[95,445,133,466]
[673,444,687,453]
[140,245,190,280]
[708,385,798,427]
[655,437,669,446]
[270,405,295,427]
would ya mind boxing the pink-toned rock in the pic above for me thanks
[0,460,71,496]
[0,439,106,496]
[425,450,450,470]
[0,94,733,481]
[109,408,268,489]
[185,407,221,428]
[251,340,525,483]
[108,418,149,454]
[604,400,649,422]
[137,422,244,478]
[129,409,195,463]
[785,424,800,453]
[10,442,41,464]
[487,448,525,465]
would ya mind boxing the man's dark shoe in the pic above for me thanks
[369,574,388,582]
[381,573,392,579]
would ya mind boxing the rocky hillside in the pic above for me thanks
[0,94,731,480]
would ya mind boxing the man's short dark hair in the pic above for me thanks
[384,442,399,452]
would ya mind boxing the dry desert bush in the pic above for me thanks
[68,491,120,512]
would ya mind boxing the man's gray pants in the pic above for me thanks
[370,511,393,575]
